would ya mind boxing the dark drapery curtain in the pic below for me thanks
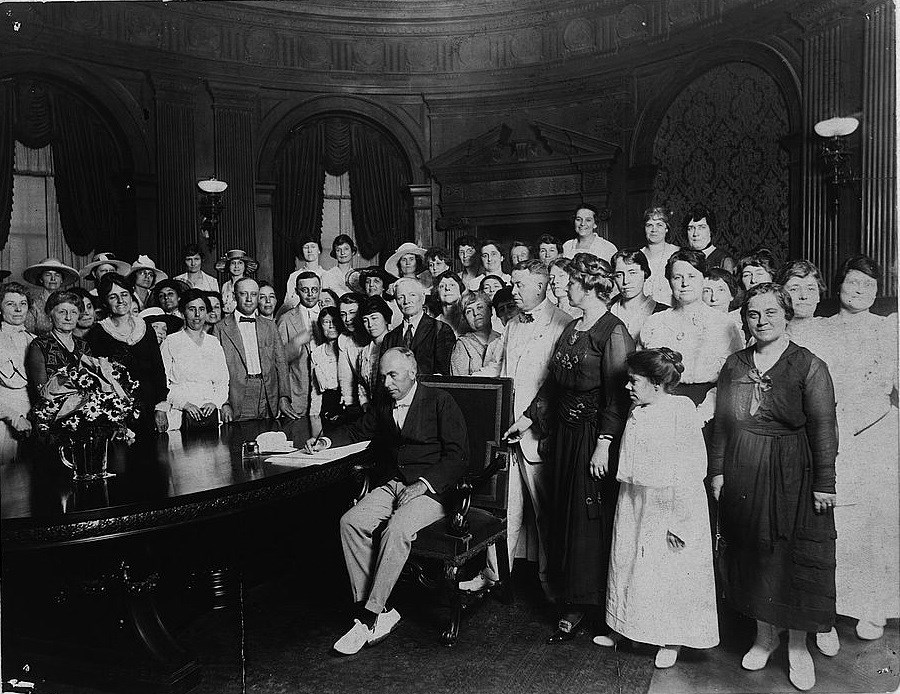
[0,81,14,252]
[6,79,127,256]
[272,123,325,295]
[348,123,412,259]
[52,95,125,255]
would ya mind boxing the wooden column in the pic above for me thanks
[254,183,275,283]
[799,18,844,289]
[860,0,896,294]
[153,79,197,273]
[409,183,433,248]
[209,83,257,262]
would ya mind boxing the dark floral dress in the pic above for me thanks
[527,312,632,605]
[710,342,838,632]
[25,332,91,405]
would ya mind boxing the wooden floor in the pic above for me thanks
[31,560,899,694]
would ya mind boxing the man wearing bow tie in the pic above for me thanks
[464,259,571,598]
[304,347,468,654]
[214,277,293,421]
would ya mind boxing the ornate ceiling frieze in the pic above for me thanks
[1,0,800,81]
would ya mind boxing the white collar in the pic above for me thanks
[394,381,418,409]
[402,311,424,333]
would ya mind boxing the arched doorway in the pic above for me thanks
[264,112,416,297]
[651,62,792,262]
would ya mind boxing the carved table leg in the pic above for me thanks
[495,535,514,604]
[441,563,461,646]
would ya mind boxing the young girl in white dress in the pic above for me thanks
[600,347,719,668]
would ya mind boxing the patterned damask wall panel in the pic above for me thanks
[652,62,790,262]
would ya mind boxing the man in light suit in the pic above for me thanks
[381,278,455,376]
[213,277,294,421]
[277,272,321,418]
[464,259,571,598]
[303,348,468,654]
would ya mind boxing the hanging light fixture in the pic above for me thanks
[814,116,859,215]
[197,177,228,249]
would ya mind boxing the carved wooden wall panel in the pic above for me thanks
[652,62,790,261]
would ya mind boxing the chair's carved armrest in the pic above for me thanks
[351,450,376,505]
[448,446,508,538]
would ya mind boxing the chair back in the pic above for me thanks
[419,376,513,513]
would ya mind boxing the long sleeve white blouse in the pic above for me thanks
[160,330,230,416]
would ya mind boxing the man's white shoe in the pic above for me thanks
[368,608,401,646]
[459,572,497,593]
[655,645,681,669]
[333,620,373,655]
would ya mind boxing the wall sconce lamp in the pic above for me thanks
[197,177,228,249]
[814,116,859,215]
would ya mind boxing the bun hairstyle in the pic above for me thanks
[568,252,615,301]
[626,347,685,393]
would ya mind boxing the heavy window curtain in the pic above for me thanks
[348,123,412,260]
[8,79,127,257]
[272,123,325,296]
[0,81,14,252]
[52,96,125,256]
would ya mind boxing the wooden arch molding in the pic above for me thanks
[0,51,152,177]
[629,38,803,168]
[256,95,427,184]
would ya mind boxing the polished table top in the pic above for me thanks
[1,419,364,548]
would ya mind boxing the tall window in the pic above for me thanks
[319,172,366,269]
[1,142,91,283]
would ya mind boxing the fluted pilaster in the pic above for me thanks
[860,0,896,294]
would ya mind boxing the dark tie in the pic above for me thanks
[519,312,534,323]
[239,316,256,323]
[403,322,414,348]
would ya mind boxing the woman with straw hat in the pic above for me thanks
[23,258,79,336]
[128,255,168,311]
[216,249,258,315]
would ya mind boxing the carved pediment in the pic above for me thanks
[426,121,619,182]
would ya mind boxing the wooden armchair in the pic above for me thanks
[352,376,514,645]
[411,375,514,645]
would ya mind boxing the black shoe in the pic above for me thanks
[547,618,581,643]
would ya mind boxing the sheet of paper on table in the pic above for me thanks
[265,440,371,466]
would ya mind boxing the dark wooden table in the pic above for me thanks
[1,419,365,693]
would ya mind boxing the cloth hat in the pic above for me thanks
[23,257,80,287]
[129,255,168,283]
[79,252,131,280]
[384,242,426,279]
[215,249,259,274]
[153,278,191,296]
[139,307,184,333]
[348,266,398,295]
[0,270,10,282]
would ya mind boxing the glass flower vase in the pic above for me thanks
[59,431,113,481]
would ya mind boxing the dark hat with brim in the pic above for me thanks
[348,266,398,294]
[139,307,184,333]
[153,278,190,296]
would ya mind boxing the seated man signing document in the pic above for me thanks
[304,346,468,655]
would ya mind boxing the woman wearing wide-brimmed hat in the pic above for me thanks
[139,307,185,345]
[23,257,79,336]
[384,242,426,281]
[128,255,168,311]
[79,253,131,286]
[216,249,258,315]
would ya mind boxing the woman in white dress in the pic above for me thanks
[639,207,680,306]
[815,254,899,650]
[159,289,230,430]
[309,306,343,438]
[639,249,744,424]
[603,347,719,668]
[775,260,827,352]
[217,249,257,315]
[563,204,617,262]
[0,282,34,460]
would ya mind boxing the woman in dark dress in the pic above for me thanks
[85,274,169,432]
[709,283,837,692]
[507,253,633,643]
[25,290,91,404]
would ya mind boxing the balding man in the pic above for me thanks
[382,277,455,375]
[304,347,468,654]
[213,277,293,421]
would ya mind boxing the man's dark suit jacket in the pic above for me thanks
[382,313,455,376]
[329,383,468,503]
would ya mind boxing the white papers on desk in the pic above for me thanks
[264,440,370,467]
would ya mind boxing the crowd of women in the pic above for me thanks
[0,203,896,691]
